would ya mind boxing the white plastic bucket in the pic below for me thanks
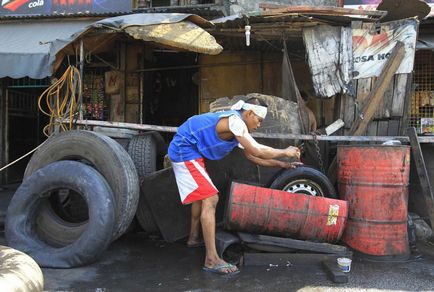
[337,257,352,273]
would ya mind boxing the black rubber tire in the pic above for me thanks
[269,166,337,198]
[127,134,157,181]
[24,130,139,245]
[128,133,159,233]
[136,188,159,234]
[6,161,115,268]
[0,245,44,292]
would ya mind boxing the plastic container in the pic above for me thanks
[337,257,352,273]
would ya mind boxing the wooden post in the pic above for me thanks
[407,127,434,227]
[349,42,406,135]
[328,41,406,183]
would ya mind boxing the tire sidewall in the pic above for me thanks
[269,166,337,198]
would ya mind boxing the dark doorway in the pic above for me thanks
[143,51,198,127]
[5,79,49,183]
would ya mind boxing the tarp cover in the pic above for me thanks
[0,20,93,79]
[1,13,216,79]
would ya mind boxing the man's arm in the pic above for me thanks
[236,133,300,160]
[244,152,303,168]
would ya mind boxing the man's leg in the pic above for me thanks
[187,201,202,246]
[201,194,238,273]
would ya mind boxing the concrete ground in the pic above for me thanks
[2,232,431,292]
[1,183,434,292]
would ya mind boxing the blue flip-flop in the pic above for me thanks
[202,263,240,275]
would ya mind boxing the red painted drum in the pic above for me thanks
[337,145,411,260]
[224,182,348,243]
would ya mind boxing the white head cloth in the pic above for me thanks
[230,100,267,119]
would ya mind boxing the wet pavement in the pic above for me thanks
[1,231,431,292]
[1,183,434,291]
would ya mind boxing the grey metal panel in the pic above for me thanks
[0,20,93,79]
[417,34,434,50]
[94,13,205,28]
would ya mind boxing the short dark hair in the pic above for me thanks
[245,97,268,107]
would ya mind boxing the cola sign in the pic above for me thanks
[0,0,131,15]
[1,0,46,13]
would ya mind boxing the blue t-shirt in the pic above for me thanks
[168,110,241,162]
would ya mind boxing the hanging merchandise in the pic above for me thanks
[82,71,108,121]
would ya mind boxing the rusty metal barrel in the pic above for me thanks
[224,182,348,243]
[337,145,411,260]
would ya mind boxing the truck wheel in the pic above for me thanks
[0,245,44,292]
[128,133,162,233]
[127,134,157,180]
[269,166,337,198]
[136,191,159,233]
[24,130,139,245]
[6,161,115,268]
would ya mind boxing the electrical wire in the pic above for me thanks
[38,65,82,137]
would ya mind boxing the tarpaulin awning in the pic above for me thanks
[0,20,93,79]
[50,13,223,70]
[0,13,222,79]
[124,21,222,55]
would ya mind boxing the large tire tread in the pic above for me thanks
[24,130,139,244]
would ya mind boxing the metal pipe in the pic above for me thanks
[62,119,434,143]
[134,60,280,73]
[79,39,84,120]
[139,45,145,124]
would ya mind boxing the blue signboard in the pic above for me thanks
[0,0,132,16]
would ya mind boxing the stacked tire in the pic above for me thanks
[5,130,140,268]
[127,133,164,234]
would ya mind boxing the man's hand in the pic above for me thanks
[280,161,304,169]
[285,146,301,160]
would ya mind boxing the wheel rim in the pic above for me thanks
[282,179,324,197]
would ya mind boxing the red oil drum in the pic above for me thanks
[224,182,348,243]
[337,145,411,260]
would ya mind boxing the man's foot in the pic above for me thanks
[186,240,204,248]
[187,236,204,248]
[202,263,240,275]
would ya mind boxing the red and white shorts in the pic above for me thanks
[171,158,218,205]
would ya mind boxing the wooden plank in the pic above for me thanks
[259,5,387,17]
[377,120,389,136]
[375,23,394,119]
[322,260,349,283]
[354,22,374,133]
[406,127,434,227]
[243,252,353,267]
[325,119,345,135]
[237,233,348,254]
[400,73,414,135]
[387,119,401,136]
[392,74,409,117]
[376,76,394,119]
[350,42,406,136]
[343,94,355,134]
[366,120,378,136]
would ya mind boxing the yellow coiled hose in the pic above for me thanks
[38,65,82,137]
